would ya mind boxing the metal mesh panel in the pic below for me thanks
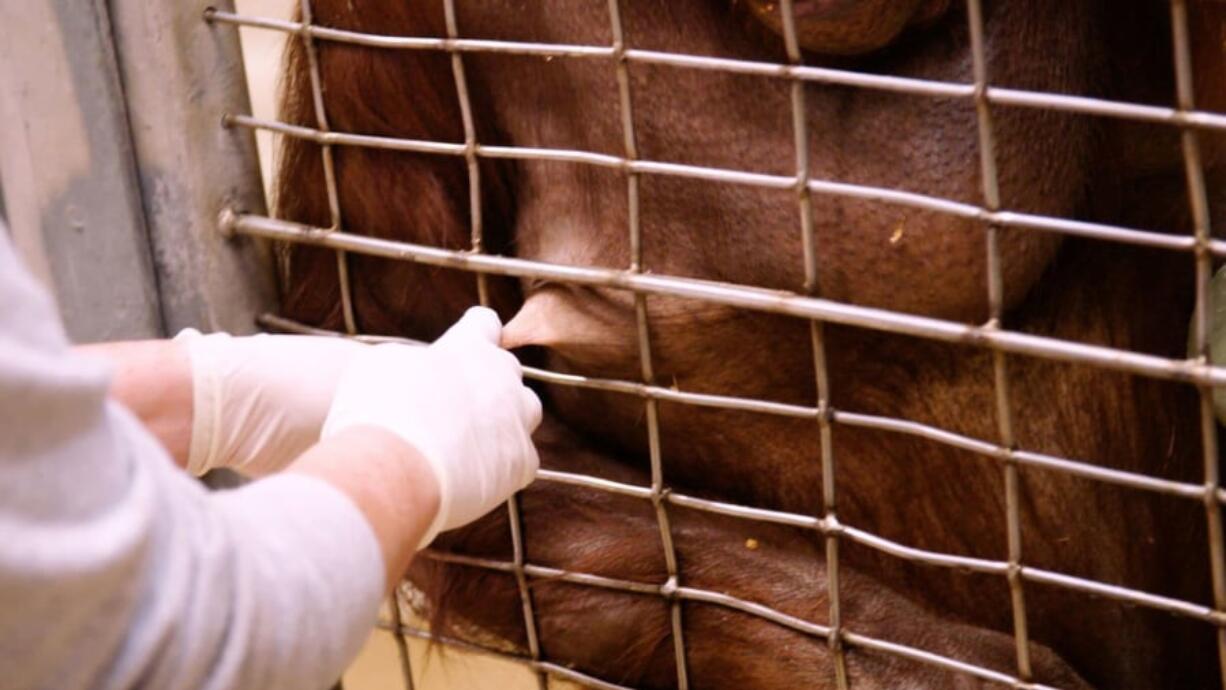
[206,2,1226,687]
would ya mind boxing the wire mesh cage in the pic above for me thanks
[6,0,1222,687]
[197,0,1226,688]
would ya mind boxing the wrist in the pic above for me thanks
[287,426,442,590]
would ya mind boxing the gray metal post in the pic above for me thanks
[0,0,163,342]
[107,0,276,336]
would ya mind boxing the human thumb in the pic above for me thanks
[438,306,503,346]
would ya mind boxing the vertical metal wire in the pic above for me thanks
[506,491,547,690]
[777,1,848,687]
[386,591,417,690]
[1171,0,1226,683]
[297,0,357,334]
[965,0,1033,681]
[607,1,689,686]
[441,2,547,687]
[442,0,490,307]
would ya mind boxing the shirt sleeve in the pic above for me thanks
[0,229,385,690]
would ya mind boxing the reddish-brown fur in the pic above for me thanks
[274,1,1226,687]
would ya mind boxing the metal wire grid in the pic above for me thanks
[203,1,1226,688]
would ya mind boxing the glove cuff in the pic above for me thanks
[411,443,451,551]
[174,328,225,476]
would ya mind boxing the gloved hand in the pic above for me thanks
[175,329,364,477]
[321,307,542,550]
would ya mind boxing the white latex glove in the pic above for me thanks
[175,329,364,477]
[321,307,542,550]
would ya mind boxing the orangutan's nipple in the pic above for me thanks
[501,289,571,349]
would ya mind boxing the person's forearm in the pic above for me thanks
[286,426,441,590]
[75,340,193,467]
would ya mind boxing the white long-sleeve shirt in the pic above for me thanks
[0,228,384,689]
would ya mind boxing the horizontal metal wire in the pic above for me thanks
[204,8,1226,133]
[418,550,1067,689]
[233,215,1226,389]
[833,410,1212,501]
[257,320,1226,503]
[399,471,1226,687]
[225,112,1226,258]
[259,311,1226,505]
[538,467,1226,625]
[256,311,1226,628]
[258,310,1226,625]
[838,631,1038,689]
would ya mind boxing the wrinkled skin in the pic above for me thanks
[274,1,1226,687]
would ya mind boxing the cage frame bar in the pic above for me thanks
[50,0,277,340]
[0,0,165,342]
